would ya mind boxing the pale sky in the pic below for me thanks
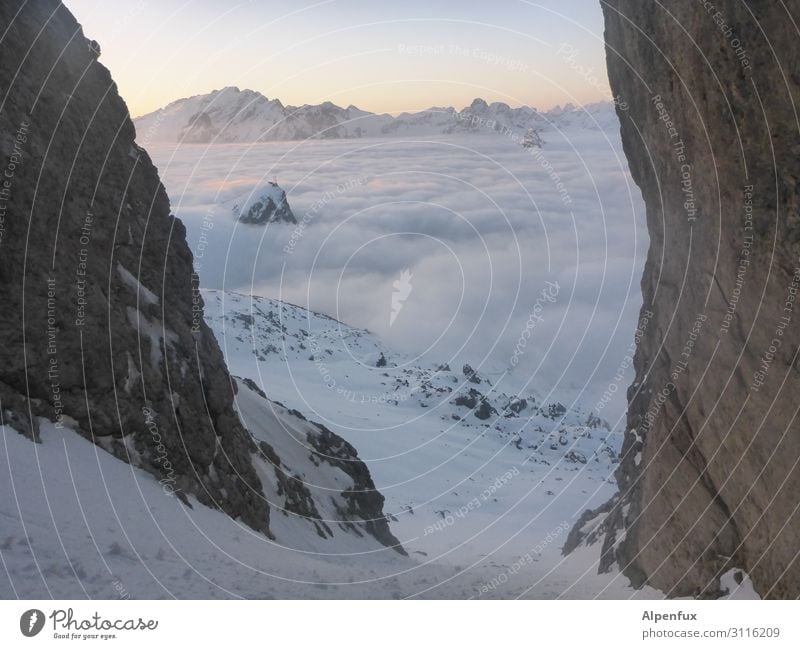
[65,0,611,118]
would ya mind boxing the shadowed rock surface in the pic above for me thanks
[566,1,800,598]
[0,0,270,532]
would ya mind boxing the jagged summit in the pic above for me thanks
[469,97,490,111]
[233,181,296,225]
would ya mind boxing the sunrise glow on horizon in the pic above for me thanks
[65,0,612,118]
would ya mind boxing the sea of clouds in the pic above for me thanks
[145,126,646,420]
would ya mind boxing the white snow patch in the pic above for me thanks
[123,352,140,394]
[126,307,177,368]
[117,262,159,305]
[719,569,761,600]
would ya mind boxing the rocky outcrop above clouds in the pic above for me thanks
[567,1,800,598]
[234,182,296,225]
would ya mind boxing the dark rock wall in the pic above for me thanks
[0,1,405,557]
[585,1,800,597]
[0,1,270,532]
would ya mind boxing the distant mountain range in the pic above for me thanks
[133,86,618,144]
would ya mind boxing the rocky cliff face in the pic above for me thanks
[567,2,800,598]
[0,0,270,531]
[0,0,402,555]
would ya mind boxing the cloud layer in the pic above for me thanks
[147,127,646,419]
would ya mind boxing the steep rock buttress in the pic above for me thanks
[0,0,270,531]
[0,1,403,555]
[566,2,800,598]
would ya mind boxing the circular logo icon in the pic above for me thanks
[20,609,45,637]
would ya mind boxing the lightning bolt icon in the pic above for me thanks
[28,611,38,632]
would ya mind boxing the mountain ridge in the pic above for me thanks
[134,86,617,145]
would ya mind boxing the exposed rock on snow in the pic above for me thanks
[201,289,626,571]
[180,111,216,143]
[235,378,405,554]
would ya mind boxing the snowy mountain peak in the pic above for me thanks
[215,85,241,94]
[469,97,489,111]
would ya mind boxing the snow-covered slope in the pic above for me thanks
[202,290,626,569]
[0,378,411,598]
[0,287,686,599]
[3,417,680,599]
[194,289,760,599]
[0,420,416,599]
[134,87,617,145]
[236,377,404,553]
